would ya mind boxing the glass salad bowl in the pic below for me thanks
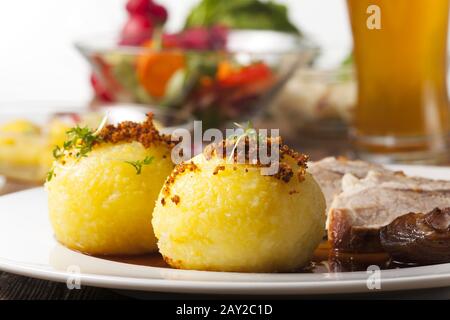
[75,30,317,129]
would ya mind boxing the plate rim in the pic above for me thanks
[2,255,450,295]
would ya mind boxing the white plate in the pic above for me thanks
[0,165,449,295]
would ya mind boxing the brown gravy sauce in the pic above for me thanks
[98,241,412,273]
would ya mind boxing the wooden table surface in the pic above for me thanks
[1,139,449,300]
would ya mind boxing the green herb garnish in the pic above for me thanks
[51,116,108,161]
[46,168,55,182]
[65,126,100,158]
[125,156,154,175]
[52,145,64,159]
[227,121,265,161]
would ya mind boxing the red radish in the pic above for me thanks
[126,0,151,15]
[90,74,114,102]
[162,33,180,48]
[162,26,228,50]
[120,14,154,46]
[209,25,228,50]
[148,3,168,24]
[180,27,210,50]
[126,0,167,24]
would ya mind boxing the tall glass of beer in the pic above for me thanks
[347,0,450,163]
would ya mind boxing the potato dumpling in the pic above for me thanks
[152,139,326,272]
[46,115,174,255]
[0,119,47,181]
[0,117,95,182]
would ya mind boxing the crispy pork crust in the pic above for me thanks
[328,209,382,252]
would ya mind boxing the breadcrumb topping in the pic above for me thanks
[158,136,309,206]
[213,165,225,175]
[98,113,174,149]
[204,136,308,183]
[161,161,199,204]
[171,195,181,205]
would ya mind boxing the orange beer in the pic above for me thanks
[347,0,450,162]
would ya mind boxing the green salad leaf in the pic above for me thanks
[185,0,300,34]
[125,156,154,175]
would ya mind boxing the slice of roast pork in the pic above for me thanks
[309,157,393,210]
[380,207,450,264]
[327,170,450,252]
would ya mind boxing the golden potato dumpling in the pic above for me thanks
[46,115,174,255]
[152,143,326,273]
[47,141,173,255]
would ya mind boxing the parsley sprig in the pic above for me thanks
[46,168,55,182]
[64,126,101,159]
[125,156,154,175]
[47,116,108,182]
[227,121,265,161]
[51,116,108,161]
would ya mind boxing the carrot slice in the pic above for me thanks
[136,44,185,99]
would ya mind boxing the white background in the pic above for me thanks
[0,0,351,105]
